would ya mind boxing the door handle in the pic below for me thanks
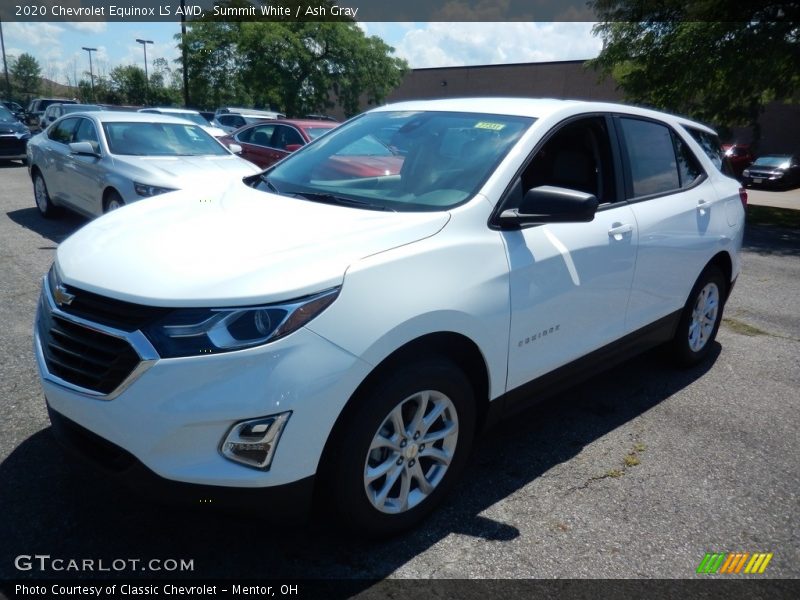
[608,223,633,240]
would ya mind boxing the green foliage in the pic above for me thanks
[589,1,800,130]
[11,53,41,98]
[178,10,407,115]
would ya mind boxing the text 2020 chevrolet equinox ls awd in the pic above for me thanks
[34,98,745,536]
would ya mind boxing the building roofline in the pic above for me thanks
[408,58,593,73]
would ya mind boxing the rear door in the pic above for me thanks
[615,116,721,331]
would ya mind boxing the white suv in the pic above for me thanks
[34,98,745,535]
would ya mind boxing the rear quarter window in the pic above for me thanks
[684,127,735,177]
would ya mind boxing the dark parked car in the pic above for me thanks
[219,118,338,168]
[0,104,31,164]
[742,154,800,189]
[1,99,26,120]
[25,97,77,131]
[722,143,754,179]
[39,103,102,130]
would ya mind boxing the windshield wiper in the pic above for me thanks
[293,192,394,212]
[245,173,282,194]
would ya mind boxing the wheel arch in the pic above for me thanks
[316,331,491,477]
[707,250,733,300]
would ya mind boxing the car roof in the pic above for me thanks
[371,97,716,134]
[140,107,201,114]
[79,111,210,125]
[264,119,338,129]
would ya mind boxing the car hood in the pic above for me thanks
[111,154,260,186]
[0,120,27,133]
[56,182,450,306]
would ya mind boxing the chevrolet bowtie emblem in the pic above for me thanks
[53,284,75,307]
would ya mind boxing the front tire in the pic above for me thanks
[670,265,727,366]
[104,190,125,213]
[324,358,476,537]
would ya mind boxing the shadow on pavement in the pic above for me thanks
[6,207,87,246]
[0,345,720,587]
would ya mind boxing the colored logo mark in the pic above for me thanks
[697,552,773,574]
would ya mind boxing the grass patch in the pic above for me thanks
[723,317,768,337]
[747,205,800,229]
[623,454,641,467]
[633,442,646,453]
[606,468,624,478]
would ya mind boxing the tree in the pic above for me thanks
[589,1,800,132]
[179,12,407,115]
[109,65,147,105]
[11,53,41,99]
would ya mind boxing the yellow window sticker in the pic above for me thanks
[474,122,506,131]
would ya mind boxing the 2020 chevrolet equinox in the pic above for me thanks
[34,98,745,536]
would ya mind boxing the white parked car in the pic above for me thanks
[138,107,227,137]
[35,98,745,535]
[27,111,260,218]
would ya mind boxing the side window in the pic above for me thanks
[519,115,617,206]
[237,124,275,146]
[271,125,304,150]
[74,118,100,152]
[685,127,735,177]
[674,134,703,188]
[221,115,245,129]
[619,118,680,197]
[48,118,79,144]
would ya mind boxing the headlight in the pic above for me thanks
[143,287,340,358]
[742,169,750,177]
[133,182,176,197]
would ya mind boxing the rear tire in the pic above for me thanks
[323,358,475,537]
[669,265,727,367]
[33,172,57,218]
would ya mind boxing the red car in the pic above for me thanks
[722,143,754,179]
[220,119,338,169]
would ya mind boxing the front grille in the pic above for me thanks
[38,293,142,395]
[48,268,170,332]
[0,136,26,155]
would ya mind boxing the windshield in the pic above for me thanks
[172,112,209,126]
[263,110,533,211]
[0,106,15,121]
[102,122,230,156]
[753,156,792,167]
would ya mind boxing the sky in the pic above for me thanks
[0,21,603,86]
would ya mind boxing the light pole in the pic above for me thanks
[0,19,11,100]
[135,38,153,105]
[81,46,97,102]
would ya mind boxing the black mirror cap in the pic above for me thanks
[499,185,599,229]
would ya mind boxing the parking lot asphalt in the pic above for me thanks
[0,161,797,586]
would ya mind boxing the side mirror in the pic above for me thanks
[68,141,100,156]
[499,185,598,229]
[228,143,243,154]
[285,143,303,153]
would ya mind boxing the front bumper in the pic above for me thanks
[48,406,315,515]
[34,286,372,491]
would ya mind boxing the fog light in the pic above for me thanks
[220,412,291,470]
